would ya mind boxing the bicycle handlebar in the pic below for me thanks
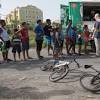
[84,65,100,73]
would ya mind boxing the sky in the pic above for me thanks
[0,0,68,20]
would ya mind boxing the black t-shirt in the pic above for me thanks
[44,25,52,36]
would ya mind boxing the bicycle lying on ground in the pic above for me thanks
[48,58,84,82]
[40,55,68,71]
[40,60,57,71]
[80,65,100,93]
[40,56,80,71]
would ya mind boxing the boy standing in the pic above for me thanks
[83,25,90,54]
[68,27,77,54]
[53,27,61,63]
[0,20,10,62]
[66,20,72,55]
[12,29,21,61]
[44,19,53,55]
[78,32,82,55]
[18,22,30,60]
[34,20,44,59]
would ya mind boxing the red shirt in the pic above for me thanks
[20,27,29,43]
[84,30,89,42]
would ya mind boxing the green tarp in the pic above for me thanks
[69,2,83,32]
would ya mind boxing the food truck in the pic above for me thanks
[61,0,100,33]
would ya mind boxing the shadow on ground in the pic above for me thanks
[0,86,75,99]
[0,53,98,71]
[0,57,52,71]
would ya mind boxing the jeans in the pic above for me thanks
[94,38,100,56]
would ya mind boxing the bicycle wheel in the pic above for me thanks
[49,65,69,82]
[91,74,100,85]
[40,64,48,71]
[40,61,54,71]
[80,74,100,93]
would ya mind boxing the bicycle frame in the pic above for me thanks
[85,65,100,74]
[66,58,81,68]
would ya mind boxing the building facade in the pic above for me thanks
[6,5,43,28]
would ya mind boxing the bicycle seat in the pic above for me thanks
[84,65,93,69]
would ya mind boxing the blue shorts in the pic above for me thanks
[22,41,29,51]
[46,36,52,45]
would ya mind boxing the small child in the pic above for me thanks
[12,29,21,61]
[20,22,30,60]
[78,32,82,55]
[83,25,90,54]
[52,27,61,64]
[59,29,64,55]
[56,26,64,55]
[16,22,31,60]
[68,26,77,54]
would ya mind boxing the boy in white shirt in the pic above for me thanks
[0,20,10,62]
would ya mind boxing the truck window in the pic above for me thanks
[83,3,100,21]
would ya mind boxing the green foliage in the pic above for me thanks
[29,31,35,47]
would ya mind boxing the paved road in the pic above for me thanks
[0,49,100,100]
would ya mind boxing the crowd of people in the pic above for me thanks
[0,19,63,63]
[0,20,31,62]
[34,19,64,62]
[0,13,100,64]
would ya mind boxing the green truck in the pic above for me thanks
[61,0,100,34]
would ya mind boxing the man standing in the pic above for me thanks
[44,19,53,55]
[93,13,100,57]
[34,20,44,59]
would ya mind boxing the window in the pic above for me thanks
[83,3,100,21]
